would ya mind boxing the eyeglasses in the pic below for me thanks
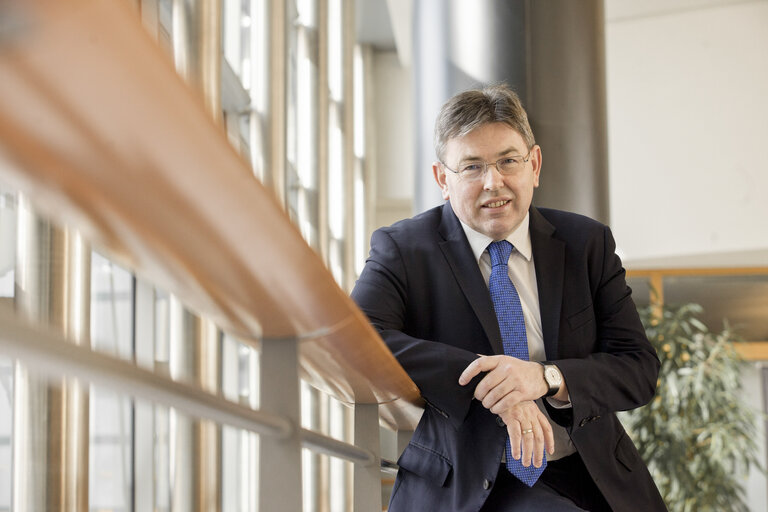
[440,148,534,181]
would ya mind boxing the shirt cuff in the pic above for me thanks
[546,395,572,409]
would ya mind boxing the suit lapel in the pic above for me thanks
[529,207,565,360]
[437,203,504,355]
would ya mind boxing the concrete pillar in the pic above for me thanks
[412,0,608,223]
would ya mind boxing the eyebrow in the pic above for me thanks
[458,147,523,164]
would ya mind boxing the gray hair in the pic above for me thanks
[434,84,535,162]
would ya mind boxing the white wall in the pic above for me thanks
[606,4,768,508]
[605,0,768,266]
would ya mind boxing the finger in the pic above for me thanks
[474,370,507,403]
[531,423,545,468]
[519,425,534,467]
[541,417,555,455]
[458,356,499,386]
[479,375,515,408]
[489,389,525,415]
[507,423,522,460]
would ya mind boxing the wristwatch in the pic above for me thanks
[538,362,563,397]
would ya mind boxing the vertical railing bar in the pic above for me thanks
[352,403,381,512]
[258,337,303,511]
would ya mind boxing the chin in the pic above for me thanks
[482,226,512,240]
[484,220,519,239]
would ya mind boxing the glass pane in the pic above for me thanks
[354,159,365,278]
[328,100,345,286]
[90,252,134,357]
[664,274,768,341]
[328,398,350,511]
[89,395,133,511]
[0,185,16,510]
[158,0,174,53]
[626,276,651,309]
[0,190,16,298]
[244,0,267,183]
[353,45,365,160]
[287,18,320,249]
[89,252,135,512]
[223,0,253,89]
[329,238,345,288]
[249,0,267,109]
[0,358,11,512]
[327,0,343,102]
[221,334,260,511]
[296,26,317,191]
[153,290,171,511]
[154,403,171,512]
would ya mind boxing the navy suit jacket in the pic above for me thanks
[351,202,666,512]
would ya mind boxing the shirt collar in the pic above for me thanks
[459,212,532,264]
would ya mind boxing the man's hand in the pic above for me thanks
[458,355,547,413]
[498,401,554,467]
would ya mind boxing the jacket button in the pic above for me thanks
[483,479,492,490]
[496,416,505,427]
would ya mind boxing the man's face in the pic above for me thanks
[433,122,541,240]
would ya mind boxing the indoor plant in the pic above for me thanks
[621,300,762,512]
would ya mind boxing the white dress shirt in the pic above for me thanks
[459,212,575,460]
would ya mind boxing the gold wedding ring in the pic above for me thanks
[521,428,534,435]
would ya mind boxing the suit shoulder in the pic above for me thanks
[535,207,607,236]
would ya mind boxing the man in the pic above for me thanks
[351,84,666,511]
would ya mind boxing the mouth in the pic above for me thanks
[482,199,511,209]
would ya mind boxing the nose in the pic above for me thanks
[482,162,504,190]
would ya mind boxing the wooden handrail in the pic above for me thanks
[0,0,421,429]
[627,267,768,277]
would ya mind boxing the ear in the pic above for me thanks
[530,145,542,188]
[433,162,451,200]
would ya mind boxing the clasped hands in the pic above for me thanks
[458,355,554,468]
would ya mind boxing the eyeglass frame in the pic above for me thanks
[439,147,536,181]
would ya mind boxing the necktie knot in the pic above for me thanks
[488,240,513,267]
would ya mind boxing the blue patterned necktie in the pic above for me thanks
[487,240,546,487]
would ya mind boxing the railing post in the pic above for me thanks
[353,403,381,512]
[259,337,302,511]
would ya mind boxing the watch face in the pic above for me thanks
[545,367,561,385]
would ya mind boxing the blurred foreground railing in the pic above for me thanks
[0,0,421,510]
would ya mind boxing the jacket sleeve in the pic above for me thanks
[351,228,482,429]
[549,225,660,432]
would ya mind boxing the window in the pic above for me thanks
[0,189,15,298]
[287,0,320,248]
[89,252,135,512]
[221,334,260,511]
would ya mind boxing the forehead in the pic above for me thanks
[445,122,527,160]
